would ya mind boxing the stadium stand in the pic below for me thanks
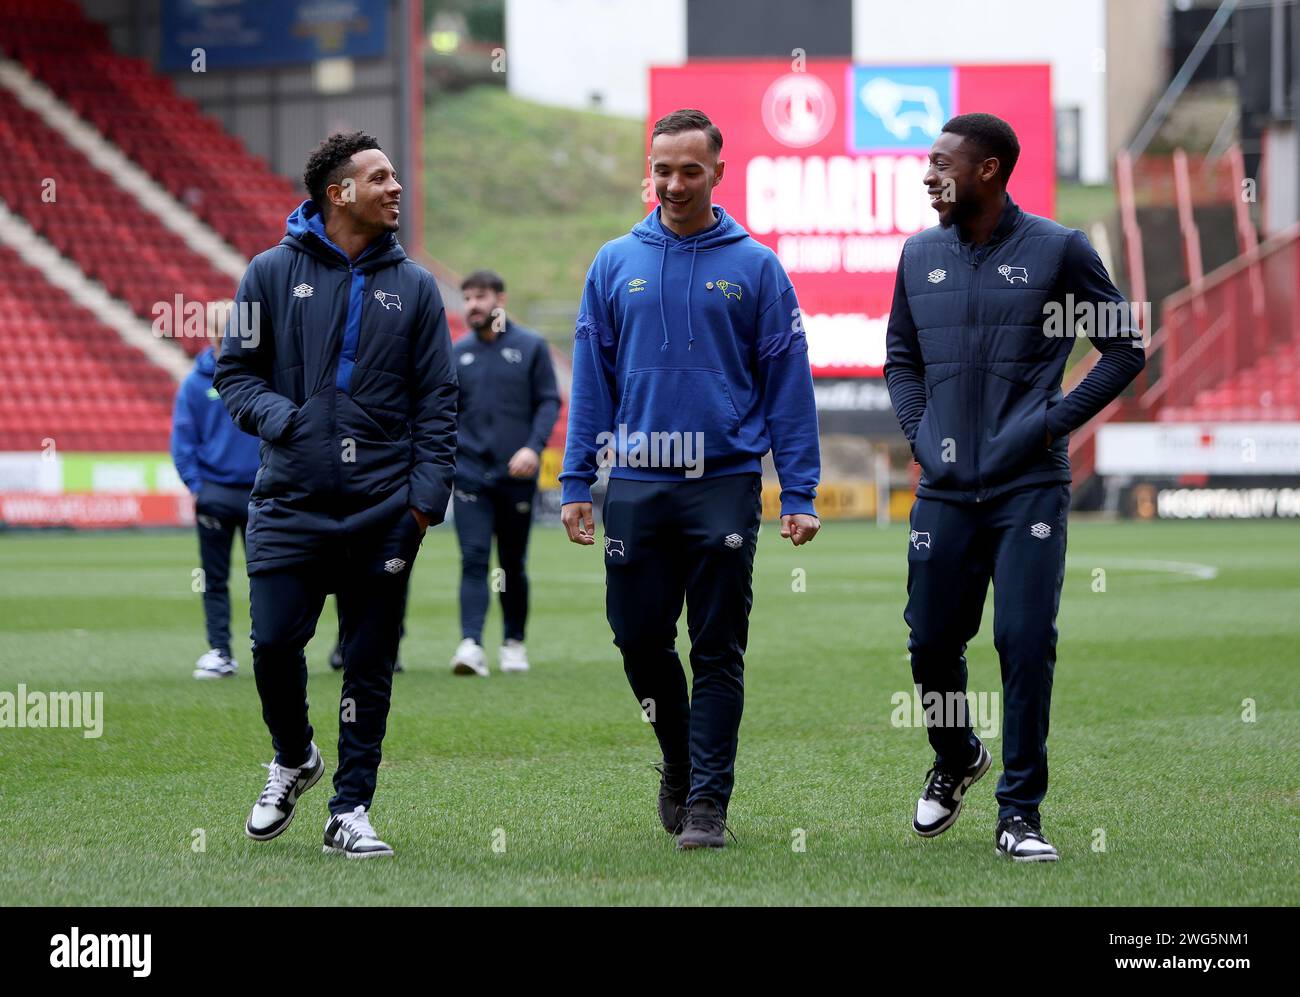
[0,0,300,259]
[0,87,235,356]
[0,244,176,452]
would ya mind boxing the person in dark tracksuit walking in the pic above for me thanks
[560,110,821,850]
[170,303,260,680]
[214,132,457,859]
[448,270,560,677]
[885,113,1145,861]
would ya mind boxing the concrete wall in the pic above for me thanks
[1106,0,1170,162]
[850,0,1110,183]
[505,0,686,118]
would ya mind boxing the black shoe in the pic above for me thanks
[675,798,733,850]
[393,658,404,674]
[655,762,689,834]
[995,815,1059,862]
[912,741,992,838]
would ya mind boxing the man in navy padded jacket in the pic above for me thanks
[214,131,458,859]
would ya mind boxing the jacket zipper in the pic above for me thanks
[331,261,354,497]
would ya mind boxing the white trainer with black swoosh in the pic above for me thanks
[995,815,1059,862]
[245,741,323,840]
[913,741,993,837]
[323,805,394,859]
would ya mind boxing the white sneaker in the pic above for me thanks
[323,805,394,859]
[194,648,237,679]
[245,742,323,840]
[996,816,1060,862]
[499,639,530,673]
[450,638,488,677]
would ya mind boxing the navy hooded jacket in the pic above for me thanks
[884,195,1145,503]
[213,199,458,573]
[453,319,560,483]
[170,347,260,494]
[560,205,820,516]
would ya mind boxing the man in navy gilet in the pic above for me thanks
[885,113,1145,861]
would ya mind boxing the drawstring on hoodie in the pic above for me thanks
[658,246,669,352]
[657,237,701,353]
[685,241,697,351]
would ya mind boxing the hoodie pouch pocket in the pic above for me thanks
[613,368,740,475]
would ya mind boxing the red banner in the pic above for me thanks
[0,493,195,528]
[649,61,1054,377]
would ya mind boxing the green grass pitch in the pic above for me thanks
[1,519,1296,905]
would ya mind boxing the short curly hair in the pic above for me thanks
[302,131,383,213]
[941,113,1020,183]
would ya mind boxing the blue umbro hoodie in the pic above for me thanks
[170,347,260,494]
[560,205,820,516]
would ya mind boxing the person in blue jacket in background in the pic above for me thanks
[170,301,261,680]
[560,109,821,851]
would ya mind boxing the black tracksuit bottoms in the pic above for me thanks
[602,472,763,813]
[194,482,252,656]
[248,506,423,815]
[905,483,1070,820]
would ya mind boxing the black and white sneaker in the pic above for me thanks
[323,805,394,859]
[245,742,324,841]
[913,742,992,837]
[995,815,1059,862]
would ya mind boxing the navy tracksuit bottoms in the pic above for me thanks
[905,483,1070,820]
[452,476,537,644]
[602,473,763,813]
[194,481,252,657]
[248,506,423,814]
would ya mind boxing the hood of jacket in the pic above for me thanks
[280,198,408,272]
[195,345,217,378]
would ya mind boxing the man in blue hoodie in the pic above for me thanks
[560,109,821,850]
[885,113,1145,862]
[170,301,261,679]
[215,132,458,859]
